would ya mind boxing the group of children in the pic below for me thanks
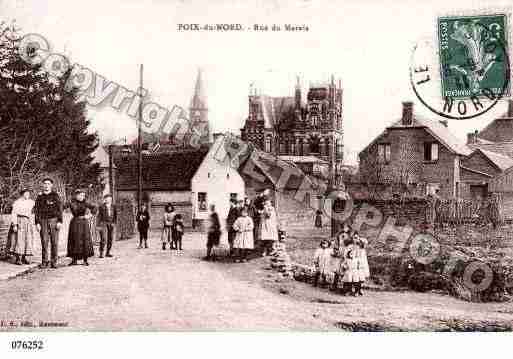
[160,204,185,251]
[313,223,369,296]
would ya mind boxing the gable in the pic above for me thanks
[461,150,502,177]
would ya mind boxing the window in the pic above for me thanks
[290,142,295,155]
[424,142,439,162]
[280,142,286,154]
[378,143,391,164]
[198,192,208,212]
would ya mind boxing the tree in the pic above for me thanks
[0,22,101,211]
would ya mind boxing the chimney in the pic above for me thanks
[467,129,478,144]
[402,101,413,126]
[439,120,448,127]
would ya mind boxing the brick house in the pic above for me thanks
[469,100,513,218]
[359,102,471,198]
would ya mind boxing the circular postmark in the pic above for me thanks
[410,15,511,120]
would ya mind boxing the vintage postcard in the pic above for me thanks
[1,0,513,353]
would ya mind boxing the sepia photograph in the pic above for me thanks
[0,0,512,356]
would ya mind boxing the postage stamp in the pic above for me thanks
[411,10,511,120]
[438,14,510,99]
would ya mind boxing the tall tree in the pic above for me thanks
[0,22,101,211]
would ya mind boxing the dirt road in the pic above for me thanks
[0,231,512,331]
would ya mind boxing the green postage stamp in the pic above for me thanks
[438,14,510,99]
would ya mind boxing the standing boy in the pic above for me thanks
[97,194,118,258]
[34,178,63,269]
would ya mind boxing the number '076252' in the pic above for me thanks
[10,340,44,350]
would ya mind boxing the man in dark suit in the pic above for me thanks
[97,194,117,258]
[35,178,63,269]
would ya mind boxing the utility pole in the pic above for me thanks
[137,64,143,211]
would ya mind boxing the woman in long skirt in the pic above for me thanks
[8,189,35,265]
[67,189,96,266]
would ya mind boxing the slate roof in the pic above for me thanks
[361,114,472,156]
[240,146,317,191]
[253,95,295,129]
[468,142,513,159]
[477,100,513,142]
[475,148,513,171]
[389,115,472,156]
[115,149,209,191]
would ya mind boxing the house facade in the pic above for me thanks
[359,102,471,198]
[191,135,245,231]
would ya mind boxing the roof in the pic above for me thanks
[249,95,295,129]
[390,115,472,155]
[477,101,513,142]
[360,114,472,156]
[278,155,328,164]
[240,146,317,191]
[115,149,208,191]
[474,148,513,171]
[468,142,513,159]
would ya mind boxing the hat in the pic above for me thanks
[74,189,86,194]
[103,193,113,199]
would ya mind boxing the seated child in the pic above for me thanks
[313,239,332,287]
[172,214,184,251]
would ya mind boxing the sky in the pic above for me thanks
[2,0,512,164]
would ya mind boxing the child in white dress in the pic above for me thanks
[353,231,369,296]
[313,239,332,287]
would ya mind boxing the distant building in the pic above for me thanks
[240,75,344,168]
[358,100,513,210]
[114,136,245,231]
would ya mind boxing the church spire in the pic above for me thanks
[190,68,207,110]
[189,68,210,144]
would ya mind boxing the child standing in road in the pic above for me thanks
[313,239,332,287]
[161,204,175,250]
[341,237,359,296]
[353,231,369,296]
[172,214,184,251]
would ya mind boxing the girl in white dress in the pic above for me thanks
[353,231,370,296]
[313,239,332,287]
[9,189,36,265]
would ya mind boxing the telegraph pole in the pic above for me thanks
[137,64,143,211]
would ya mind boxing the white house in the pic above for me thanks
[115,135,244,232]
[191,134,245,233]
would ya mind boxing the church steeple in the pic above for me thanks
[189,68,210,144]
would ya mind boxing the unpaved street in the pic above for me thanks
[1,231,512,331]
